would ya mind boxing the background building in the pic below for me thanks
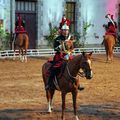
[1,0,120,49]
[0,0,11,31]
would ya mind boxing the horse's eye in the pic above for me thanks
[82,61,90,69]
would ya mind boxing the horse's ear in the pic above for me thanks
[82,51,85,56]
[89,51,93,56]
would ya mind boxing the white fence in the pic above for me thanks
[0,47,120,59]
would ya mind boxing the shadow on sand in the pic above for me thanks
[0,103,120,120]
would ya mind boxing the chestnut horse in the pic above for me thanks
[103,24,116,61]
[104,34,115,61]
[42,52,93,120]
[13,33,29,62]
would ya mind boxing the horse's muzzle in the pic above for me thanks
[85,70,93,80]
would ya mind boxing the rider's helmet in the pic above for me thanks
[61,23,69,30]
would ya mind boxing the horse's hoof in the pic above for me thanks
[61,117,65,120]
[21,60,23,62]
[13,58,15,61]
[48,109,52,113]
[74,115,79,120]
[51,106,53,110]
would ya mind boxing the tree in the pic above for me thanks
[0,27,10,50]
[81,21,93,47]
[44,22,59,48]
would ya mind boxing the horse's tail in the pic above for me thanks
[23,34,29,50]
[105,35,115,60]
[105,35,115,48]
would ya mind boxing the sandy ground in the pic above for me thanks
[0,54,120,120]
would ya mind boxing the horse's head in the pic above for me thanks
[80,52,93,79]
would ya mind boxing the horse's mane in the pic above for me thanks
[68,54,82,64]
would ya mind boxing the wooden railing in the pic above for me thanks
[0,47,120,58]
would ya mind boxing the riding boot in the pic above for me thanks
[45,68,55,90]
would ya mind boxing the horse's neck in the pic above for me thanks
[67,55,82,76]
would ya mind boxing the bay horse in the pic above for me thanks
[42,52,93,120]
[13,33,29,62]
[104,34,115,61]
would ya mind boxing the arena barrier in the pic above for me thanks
[0,47,120,59]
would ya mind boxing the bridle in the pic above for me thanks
[64,55,92,83]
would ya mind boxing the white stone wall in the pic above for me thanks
[5,0,120,48]
[0,0,11,32]
[37,0,65,48]
[79,0,119,44]
[36,0,43,48]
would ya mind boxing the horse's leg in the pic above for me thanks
[46,90,55,113]
[72,90,79,120]
[105,47,109,61]
[61,92,66,120]
[110,46,114,61]
[109,48,112,61]
[107,50,110,61]
[105,44,108,61]
[24,48,27,62]
[20,48,24,62]
[24,36,29,63]
[50,89,55,110]
[108,45,113,61]
[12,35,16,60]
[13,45,16,60]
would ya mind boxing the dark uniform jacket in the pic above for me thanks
[54,34,69,52]
[53,34,70,68]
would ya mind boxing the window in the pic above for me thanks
[16,1,36,12]
[65,2,76,33]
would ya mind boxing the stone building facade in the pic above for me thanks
[1,0,120,49]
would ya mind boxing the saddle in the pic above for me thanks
[15,26,27,34]
[46,60,67,90]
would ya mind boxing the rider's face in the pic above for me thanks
[61,29,69,36]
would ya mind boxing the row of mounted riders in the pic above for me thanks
[10,14,119,120]
[12,13,120,45]
[12,13,119,87]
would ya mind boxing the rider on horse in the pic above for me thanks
[13,14,26,43]
[15,14,26,33]
[59,14,70,29]
[104,14,117,43]
[58,14,70,34]
[46,17,84,90]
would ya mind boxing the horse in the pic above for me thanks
[13,33,29,62]
[104,34,115,61]
[42,52,93,120]
[103,24,116,61]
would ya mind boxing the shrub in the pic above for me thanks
[44,22,59,48]
[0,27,10,50]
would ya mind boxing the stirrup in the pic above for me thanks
[45,85,49,90]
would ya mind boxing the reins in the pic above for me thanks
[64,55,85,83]
[58,55,83,84]
[66,63,76,80]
